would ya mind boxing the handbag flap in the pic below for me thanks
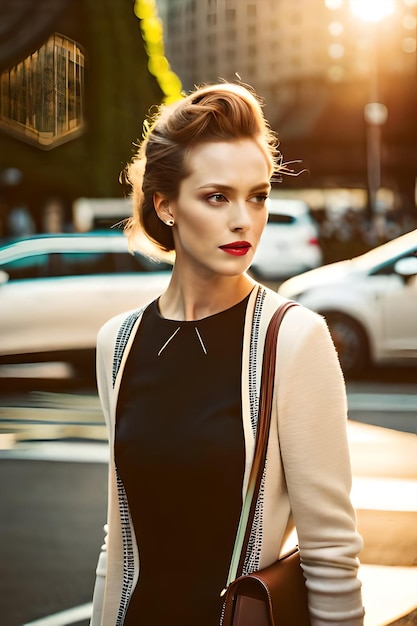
[223,548,310,626]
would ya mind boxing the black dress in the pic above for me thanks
[114,294,249,626]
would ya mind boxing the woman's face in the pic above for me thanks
[156,138,271,279]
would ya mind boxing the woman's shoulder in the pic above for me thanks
[260,283,324,328]
[259,286,340,372]
[97,304,147,346]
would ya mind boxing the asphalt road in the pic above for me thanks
[0,458,107,626]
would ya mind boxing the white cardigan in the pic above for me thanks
[91,284,364,626]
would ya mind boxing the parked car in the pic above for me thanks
[278,229,417,376]
[250,198,322,280]
[0,233,172,377]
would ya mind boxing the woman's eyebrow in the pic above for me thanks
[197,183,271,192]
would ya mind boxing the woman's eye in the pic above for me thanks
[208,193,228,203]
[251,194,269,204]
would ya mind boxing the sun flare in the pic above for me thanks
[350,0,396,23]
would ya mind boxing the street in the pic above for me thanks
[0,366,416,626]
[0,456,106,626]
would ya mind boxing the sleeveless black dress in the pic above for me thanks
[114,294,249,625]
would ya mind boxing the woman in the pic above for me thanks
[91,83,364,626]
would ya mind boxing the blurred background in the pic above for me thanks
[1,0,416,253]
[0,1,416,625]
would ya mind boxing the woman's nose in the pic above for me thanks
[230,202,251,232]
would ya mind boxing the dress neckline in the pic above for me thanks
[154,288,254,325]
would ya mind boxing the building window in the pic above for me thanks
[207,53,217,67]
[186,40,196,54]
[0,32,85,150]
[225,9,236,22]
[226,48,236,62]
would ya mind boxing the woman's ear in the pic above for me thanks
[153,192,174,226]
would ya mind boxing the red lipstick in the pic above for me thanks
[219,241,251,256]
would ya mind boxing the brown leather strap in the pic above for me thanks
[224,300,299,589]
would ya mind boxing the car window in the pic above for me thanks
[50,252,115,276]
[50,251,171,276]
[267,214,295,225]
[372,251,417,276]
[354,233,417,272]
[0,253,50,280]
[372,259,398,276]
[114,252,171,273]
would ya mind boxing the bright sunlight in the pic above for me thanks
[350,0,396,22]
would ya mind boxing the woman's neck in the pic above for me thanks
[158,272,256,321]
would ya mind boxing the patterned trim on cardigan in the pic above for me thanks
[115,470,136,626]
[243,463,267,574]
[112,306,145,624]
[249,285,265,434]
[112,307,145,388]
[243,285,267,575]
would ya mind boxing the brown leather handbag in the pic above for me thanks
[221,301,311,626]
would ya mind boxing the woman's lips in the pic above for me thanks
[219,241,252,256]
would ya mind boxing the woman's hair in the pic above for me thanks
[123,82,282,253]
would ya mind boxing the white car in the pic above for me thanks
[250,198,322,280]
[278,229,417,376]
[0,233,172,376]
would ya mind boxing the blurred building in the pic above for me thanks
[1,0,415,235]
[0,0,165,237]
[156,0,416,100]
[156,0,417,221]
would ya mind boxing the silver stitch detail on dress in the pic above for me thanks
[194,326,208,355]
[157,325,208,356]
[157,327,181,356]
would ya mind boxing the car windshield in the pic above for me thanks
[352,230,417,271]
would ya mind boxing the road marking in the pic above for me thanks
[0,391,106,444]
[0,363,73,379]
[0,440,109,462]
[23,603,92,626]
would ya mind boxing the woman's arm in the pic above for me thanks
[277,308,365,625]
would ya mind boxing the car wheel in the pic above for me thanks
[323,312,369,377]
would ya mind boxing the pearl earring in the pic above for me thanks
[167,219,174,226]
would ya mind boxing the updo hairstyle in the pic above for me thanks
[124,83,281,253]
